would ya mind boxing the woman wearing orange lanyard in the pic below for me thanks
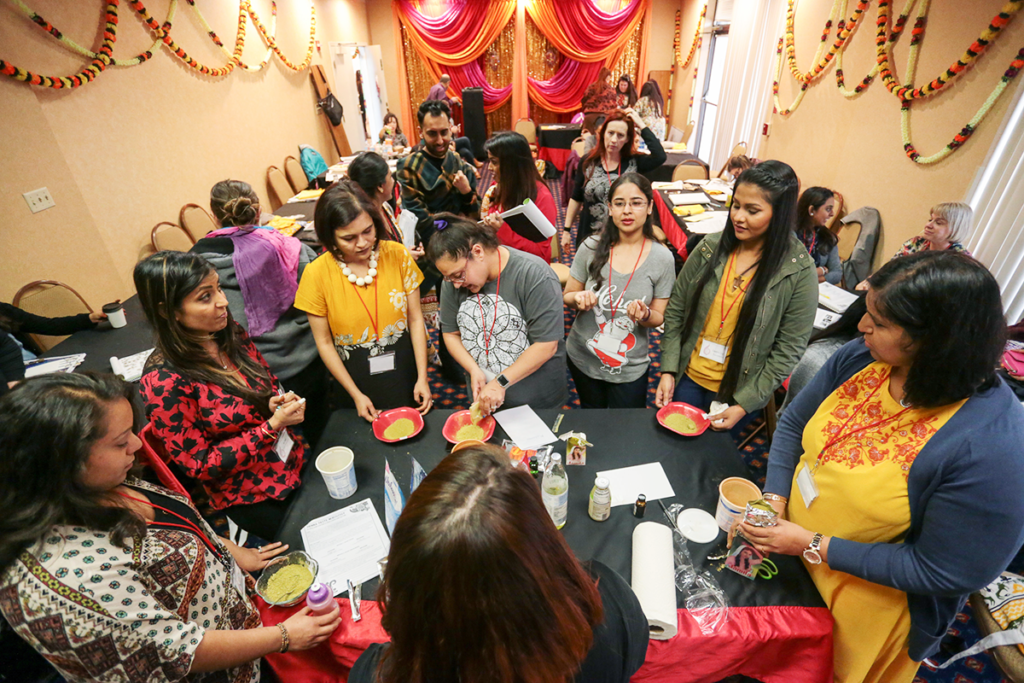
[656,160,818,436]
[564,173,675,408]
[427,215,568,415]
[296,181,432,422]
[739,252,1024,682]
[0,374,340,682]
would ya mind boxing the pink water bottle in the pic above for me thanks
[305,582,337,616]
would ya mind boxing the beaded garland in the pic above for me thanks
[337,252,379,288]
[676,3,706,70]
[772,0,1024,164]
[0,0,316,90]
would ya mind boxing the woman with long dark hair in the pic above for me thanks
[564,109,667,251]
[743,252,1024,682]
[795,186,841,284]
[655,160,818,433]
[377,111,408,149]
[295,181,431,422]
[479,131,558,262]
[348,444,648,683]
[564,173,675,408]
[136,251,308,540]
[347,151,413,249]
[634,79,666,140]
[580,67,618,115]
[0,374,339,682]
[615,74,638,109]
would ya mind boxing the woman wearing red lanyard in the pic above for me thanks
[738,252,1024,682]
[137,252,308,542]
[427,215,568,415]
[656,160,818,436]
[296,181,431,422]
[0,373,339,683]
[564,173,675,408]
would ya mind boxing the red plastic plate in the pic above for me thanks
[442,410,497,444]
[372,407,425,443]
[656,402,711,437]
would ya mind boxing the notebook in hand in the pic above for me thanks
[499,199,557,242]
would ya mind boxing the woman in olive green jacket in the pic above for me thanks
[656,160,818,435]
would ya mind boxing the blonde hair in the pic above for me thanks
[931,202,973,243]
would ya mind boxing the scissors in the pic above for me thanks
[752,557,779,580]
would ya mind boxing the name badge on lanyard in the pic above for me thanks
[796,466,820,508]
[274,429,294,463]
[699,338,729,364]
[369,352,396,375]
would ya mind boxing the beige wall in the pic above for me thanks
[668,0,703,132]
[0,0,369,305]
[761,0,1022,263]
[367,0,404,132]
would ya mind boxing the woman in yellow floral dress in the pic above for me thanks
[741,251,1024,682]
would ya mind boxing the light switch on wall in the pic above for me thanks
[24,187,55,213]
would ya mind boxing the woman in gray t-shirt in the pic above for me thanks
[563,173,675,408]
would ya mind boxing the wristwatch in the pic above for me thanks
[496,373,511,388]
[802,532,824,565]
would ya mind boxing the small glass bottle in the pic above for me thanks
[588,476,611,522]
[542,453,568,529]
[633,494,647,518]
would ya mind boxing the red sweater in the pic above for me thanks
[483,180,556,262]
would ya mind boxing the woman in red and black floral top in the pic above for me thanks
[136,251,308,540]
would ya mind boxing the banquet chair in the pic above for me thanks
[717,141,749,178]
[13,280,93,351]
[267,165,293,210]
[672,160,710,182]
[179,204,218,241]
[151,221,195,253]
[667,126,684,144]
[514,118,538,145]
[284,155,308,194]
[681,120,696,144]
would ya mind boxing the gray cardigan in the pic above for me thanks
[766,340,1024,660]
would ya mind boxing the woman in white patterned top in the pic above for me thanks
[0,374,339,682]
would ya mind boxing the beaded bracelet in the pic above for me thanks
[277,623,290,653]
[763,493,788,504]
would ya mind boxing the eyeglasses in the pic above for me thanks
[611,199,649,210]
[443,258,469,284]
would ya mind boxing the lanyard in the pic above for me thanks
[382,206,402,244]
[475,249,502,361]
[353,280,380,342]
[608,240,646,320]
[800,228,818,256]
[718,251,751,337]
[115,491,224,562]
[602,157,623,179]
[811,369,912,473]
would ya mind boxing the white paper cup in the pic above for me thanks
[715,477,761,532]
[316,447,357,500]
[103,303,127,328]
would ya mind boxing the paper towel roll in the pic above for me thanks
[109,356,126,380]
[630,522,678,640]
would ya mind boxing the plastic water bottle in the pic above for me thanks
[306,581,337,617]
[542,453,568,529]
[588,476,611,522]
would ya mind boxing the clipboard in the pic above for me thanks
[498,199,557,242]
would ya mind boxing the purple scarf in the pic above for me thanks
[206,226,301,338]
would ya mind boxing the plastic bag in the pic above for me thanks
[684,571,730,635]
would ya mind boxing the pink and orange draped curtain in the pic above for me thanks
[394,0,652,128]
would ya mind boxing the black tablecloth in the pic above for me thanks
[277,408,824,611]
[42,296,154,374]
[537,124,582,150]
[646,150,702,183]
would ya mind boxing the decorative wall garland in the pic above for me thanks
[676,3,706,70]
[773,0,1024,164]
[0,0,315,90]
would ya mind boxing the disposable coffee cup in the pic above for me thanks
[102,301,126,328]
[316,447,357,500]
[715,477,761,532]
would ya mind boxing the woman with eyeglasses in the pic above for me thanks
[564,173,674,408]
[426,216,568,415]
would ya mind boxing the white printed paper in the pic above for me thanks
[685,212,728,234]
[818,282,859,313]
[24,353,86,378]
[595,462,676,507]
[669,192,713,206]
[300,499,390,596]
[651,180,685,190]
[274,430,294,463]
[110,348,154,382]
[493,405,558,450]
[814,308,840,330]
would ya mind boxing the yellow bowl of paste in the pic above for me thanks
[255,551,319,607]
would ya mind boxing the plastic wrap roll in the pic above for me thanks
[630,522,678,640]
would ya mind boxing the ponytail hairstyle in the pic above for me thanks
[795,186,837,256]
[587,173,656,287]
[425,213,500,264]
[676,160,801,403]
[134,252,275,414]
[210,179,261,227]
